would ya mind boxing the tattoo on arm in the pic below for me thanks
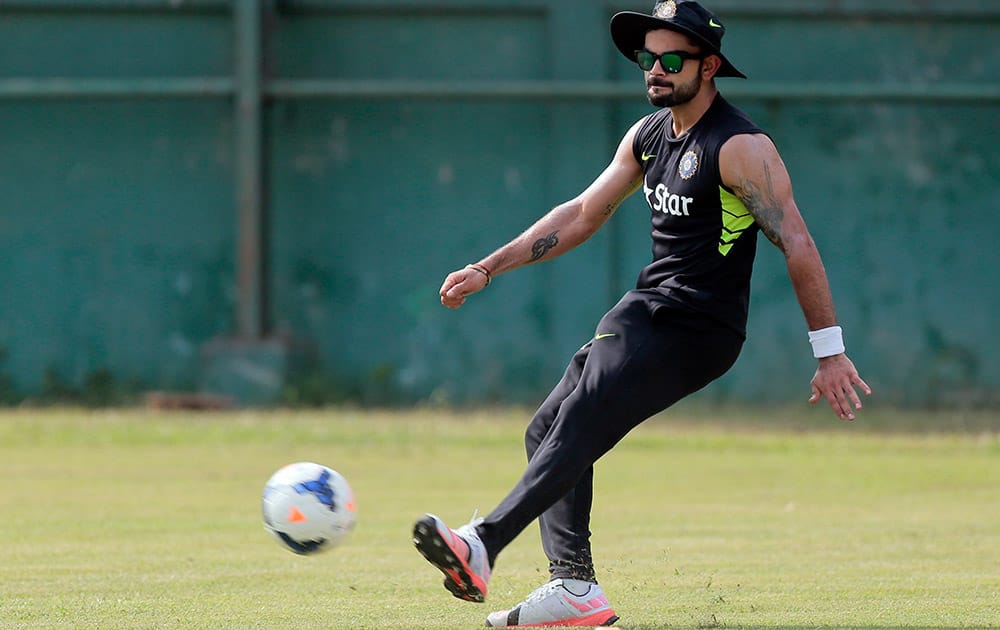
[529,231,560,261]
[602,177,643,218]
[736,161,786,251]
[602,194,625,218]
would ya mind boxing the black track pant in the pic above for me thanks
[476,290,744,581]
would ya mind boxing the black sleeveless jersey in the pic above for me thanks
[631,94,767,337]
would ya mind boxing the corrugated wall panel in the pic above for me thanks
[0,100,235,392]
[0,0,997,407]
[0,4,235,394]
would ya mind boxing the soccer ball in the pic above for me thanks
[262,462,357,555]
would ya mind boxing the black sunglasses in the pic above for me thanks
[634,49,706,73]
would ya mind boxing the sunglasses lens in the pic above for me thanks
[635,51,655,71]
[660,53,683,73]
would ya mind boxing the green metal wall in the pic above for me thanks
[0,2,236,400]
[1,0,999,407]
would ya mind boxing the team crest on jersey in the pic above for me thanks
[654,1,677,19]
[678,150,699,180]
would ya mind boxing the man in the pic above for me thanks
[412,1,872,627]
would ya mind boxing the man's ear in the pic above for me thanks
[702,54,722,80]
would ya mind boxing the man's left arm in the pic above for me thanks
[720,133,871,420]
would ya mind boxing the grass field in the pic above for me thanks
[0,406,997,629]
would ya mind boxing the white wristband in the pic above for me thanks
[808,325,845,359]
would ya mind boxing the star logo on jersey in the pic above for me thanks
[678,150,699,180]
[654,1,677,19]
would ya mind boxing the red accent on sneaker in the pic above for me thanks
[443,527,470,561]
[565,596,591,613]
[414,514,490,603]
[437,522,486,600]
[507,608,618,627]
[563,593,609,613]
[591,594,609,608]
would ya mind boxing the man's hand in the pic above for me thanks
[809,354,872,420]
[439,267,489,309]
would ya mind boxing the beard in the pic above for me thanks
[646,63,703,108]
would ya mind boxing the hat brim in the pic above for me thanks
[610,11,746,79]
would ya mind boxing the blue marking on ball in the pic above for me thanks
[292,468,337,511]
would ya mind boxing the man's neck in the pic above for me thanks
[670,85,719,137]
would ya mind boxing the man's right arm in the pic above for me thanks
[440,119,646,309]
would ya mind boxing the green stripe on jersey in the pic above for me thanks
[719,187,755,255]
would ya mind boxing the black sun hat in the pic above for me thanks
[610,0,746,79]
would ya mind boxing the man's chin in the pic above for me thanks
[647,86,671,107]
[648,94,672,108]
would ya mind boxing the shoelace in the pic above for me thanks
[524,581,563,604]
[459,510,484,532]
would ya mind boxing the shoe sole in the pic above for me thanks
[412,514,487,603]
[486,611,620,627]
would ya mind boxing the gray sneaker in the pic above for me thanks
[485,578,619,627]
